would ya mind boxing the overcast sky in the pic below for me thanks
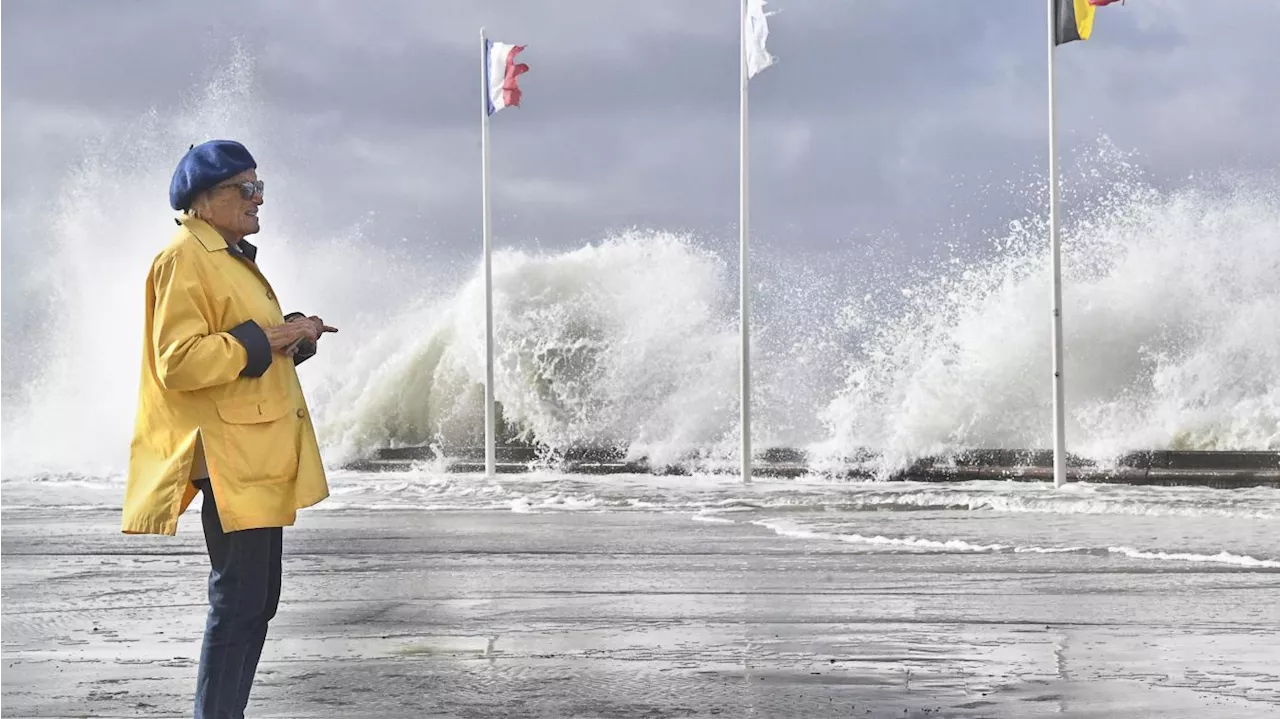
[3,0,1278,361]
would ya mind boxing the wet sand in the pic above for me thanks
[3,508,1277,718]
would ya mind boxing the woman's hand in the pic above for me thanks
[298,315,339,338]
[263,320,322,353]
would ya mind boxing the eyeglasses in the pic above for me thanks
[216,179,265,200]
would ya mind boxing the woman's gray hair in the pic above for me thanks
[185,191,212,220]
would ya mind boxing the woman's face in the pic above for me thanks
[193,169,263,241]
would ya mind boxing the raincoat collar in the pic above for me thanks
[180,214,258,263]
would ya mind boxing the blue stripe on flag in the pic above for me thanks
[484,39,495,116]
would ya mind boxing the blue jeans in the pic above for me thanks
[193,480,282,719]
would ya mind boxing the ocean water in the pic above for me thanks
[3,470,1278,576]
[2,55,1279,577]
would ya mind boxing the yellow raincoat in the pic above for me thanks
[122,216,328,535]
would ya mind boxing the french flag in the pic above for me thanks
[486,40,529,115]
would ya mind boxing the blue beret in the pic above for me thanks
[169,140,257,211]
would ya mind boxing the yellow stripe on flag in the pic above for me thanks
[1075,0,1097,40]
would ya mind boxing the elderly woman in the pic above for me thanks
[122,139,335,718]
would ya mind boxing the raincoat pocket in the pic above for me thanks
[215,395,299,483]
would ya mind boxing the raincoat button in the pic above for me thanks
[296,409,305,418]
[267,291,275,300]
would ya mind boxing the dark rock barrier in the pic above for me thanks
[342,446,1280,489]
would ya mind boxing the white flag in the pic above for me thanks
[744,0,776,79]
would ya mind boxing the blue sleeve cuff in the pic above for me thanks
[228,320,273,377]
[292,343,316,366]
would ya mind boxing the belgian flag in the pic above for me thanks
[1054,0,1121,46]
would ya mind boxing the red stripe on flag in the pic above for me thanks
[502,45,530,109]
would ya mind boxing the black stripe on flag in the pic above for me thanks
[1054,0,1087,46]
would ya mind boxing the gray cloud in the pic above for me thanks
[4,0,1279,297]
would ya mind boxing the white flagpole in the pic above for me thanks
[739,0,753,485]
[1046,2,1068,488]
[481,28,497,479]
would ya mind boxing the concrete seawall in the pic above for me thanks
[344,446,1280,489]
